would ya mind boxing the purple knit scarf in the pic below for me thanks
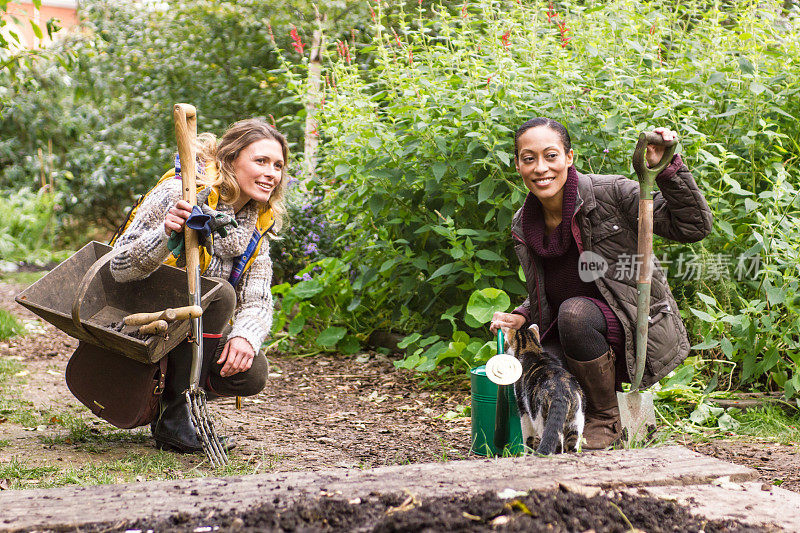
[522,165,579,258]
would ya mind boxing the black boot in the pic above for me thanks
[152,340,234,453]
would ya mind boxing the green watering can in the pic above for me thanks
[470,330,525,456]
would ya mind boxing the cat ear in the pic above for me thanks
[528,323,541,342]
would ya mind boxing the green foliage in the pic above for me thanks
[0,0,302,228]
[271,0,800,393]
[0,309,23,340]
[271,190,343,285]
[0,188,72,264]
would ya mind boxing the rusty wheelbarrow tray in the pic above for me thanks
[15,240,223,364]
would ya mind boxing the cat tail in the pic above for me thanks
[536,398,568,455]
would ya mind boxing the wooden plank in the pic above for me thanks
[627,481,800,532]
[0,446,757,532]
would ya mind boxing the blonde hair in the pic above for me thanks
[196,118,288,233]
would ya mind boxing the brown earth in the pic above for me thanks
[1,279,799,494]
[122,490,768,533]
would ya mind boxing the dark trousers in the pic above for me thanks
[180,278,268,398]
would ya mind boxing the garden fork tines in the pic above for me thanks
[186,388,228,467]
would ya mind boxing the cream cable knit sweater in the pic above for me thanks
[110,179,274,354]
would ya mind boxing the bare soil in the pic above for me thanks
[0,280,471,476]
[118,490,767,533]
[1,279,798,494]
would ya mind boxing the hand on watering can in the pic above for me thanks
[645,127,678,168]
[218,336,255,377]
[490,312,526,334]
[164,199,193,236]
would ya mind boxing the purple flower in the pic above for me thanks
[302,203,313,212]
[309,232,320,243]
[304,242,318,254]
[603,148,610,153]
[302,272,312,281]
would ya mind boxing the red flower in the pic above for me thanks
[266,21,275,44]
[369,5,376,22]
[337,40,352,64]
[501,30,511,50]
[487,75,492,86]
[268,114,276,126]
[547,1,557,22]
[392,28,404,48]
[290,26,305,54]
[461,2,468,17]
[408,48,413,65]
[649,23,656,35]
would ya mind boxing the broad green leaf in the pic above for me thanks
[339,335,361,355]
[466,288,511,324]
[432,162,447,181]
[691,339,719,350]
[690,308,716,323]
[30,20,43,39]
[749,81,766,95]
[317,326,347,348]
[398,333,422,349]
[477,178,495,204]
[335,164,350,177]
[288,315,306,335]
[475,249,504,261]
[291,280,323,299]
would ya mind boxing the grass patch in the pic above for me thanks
[657,397,800,444]
[0,448,287,489]
[0,309,24,340]
[0,270,48,286]
[730,405,800,445]
[0,452,188,489]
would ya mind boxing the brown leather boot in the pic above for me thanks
[565,349,622,449]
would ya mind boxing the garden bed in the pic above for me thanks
[121,489,766,533]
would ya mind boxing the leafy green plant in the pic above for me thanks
[0,188,71,264]
[0,309,24,340]
[270,0,800,395]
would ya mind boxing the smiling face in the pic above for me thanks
[515,126,574,206]
[232,138,284,207]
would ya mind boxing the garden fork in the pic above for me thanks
[174,103,228,467]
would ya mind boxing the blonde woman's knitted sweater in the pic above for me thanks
[110,179,274,354]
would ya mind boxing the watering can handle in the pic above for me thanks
[493,329,509,451]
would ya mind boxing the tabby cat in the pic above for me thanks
[505,324,585,454]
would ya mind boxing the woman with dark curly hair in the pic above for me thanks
[491,117,712,449]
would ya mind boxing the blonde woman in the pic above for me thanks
[110,118,287,453]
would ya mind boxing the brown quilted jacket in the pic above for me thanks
[510,159,713,388]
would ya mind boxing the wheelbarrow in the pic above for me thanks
[15,240,223,364]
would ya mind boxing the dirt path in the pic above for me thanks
[1,279,799,492]
[1,280,471,480]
